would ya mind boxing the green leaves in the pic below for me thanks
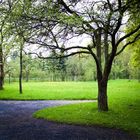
[59,13,83,26]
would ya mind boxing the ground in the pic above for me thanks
[0,100,137,140]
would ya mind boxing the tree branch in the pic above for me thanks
[58,0,74,14]
[115,24,140,47]
[115,33,140,56]
[26,51,90,59]
[57,0,95,31]
[107,0,113,11]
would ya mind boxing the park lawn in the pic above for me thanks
[0,81,97,100]
[33,80,140,137]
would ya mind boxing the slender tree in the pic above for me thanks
[0,23,4,89]
[0,0,19,89]
[19,37,24,94]
[0,1,9,90]
[0,3,6,90]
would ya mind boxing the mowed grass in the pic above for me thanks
[0,81,97,100]
[33,80,140,137]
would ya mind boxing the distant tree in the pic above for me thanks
[66,55,88,81]
[46,50,66,81]
[111,50,131,79]
[66,56,79,81]
[59,45,67,81]
[22,54,32,82]
[5,50,19,82]
[126,0,140,81]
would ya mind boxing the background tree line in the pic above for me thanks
[4,47,139,83]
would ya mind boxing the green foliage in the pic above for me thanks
[111,50,131,79]
[59,13,83,26]
[66,55,96,81]
[33,80,140,137]
[126,4,140,80]
[131,45,140,68]
[5,49,139,82]
[129,42,140,80]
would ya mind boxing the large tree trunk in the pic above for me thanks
[0,47,4,90]
[94,28,109,111]
[98,79,108,111]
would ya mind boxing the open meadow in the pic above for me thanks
[0,80,139,101]
[0,81,97,100]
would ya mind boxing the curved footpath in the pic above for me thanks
[0,100,137,140]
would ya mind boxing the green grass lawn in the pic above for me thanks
[0,81,97,100]
[32,80,140,137]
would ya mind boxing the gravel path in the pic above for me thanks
[0,100,137,140]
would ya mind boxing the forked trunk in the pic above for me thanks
[98,79,108,111]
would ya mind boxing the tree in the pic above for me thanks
[9,0,140,111]
[8,0,32,93]
[19,37,24,93]
[0,0,19,89]
[47,50,60,81]
[0,1,8,89]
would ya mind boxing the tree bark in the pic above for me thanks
[0,46,4,90]
[94,28,109,111]
[98,79,108,111]
[19,43,23,94]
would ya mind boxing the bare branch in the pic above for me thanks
[112,16,123,36]
[58,0,95,31]
[115,33,140,56]
[115,24,140,47]
[26,51,90,59]
[106,0,113,11]
[58,0,75,14]
[117,0,122,9]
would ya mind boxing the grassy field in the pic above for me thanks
[0,81,97,100]
[32,80,140,137]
